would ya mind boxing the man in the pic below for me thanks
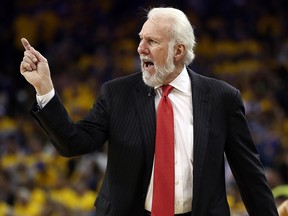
[20,7,278,216]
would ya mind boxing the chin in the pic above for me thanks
[142,70,165,87]
[142,70,158,87]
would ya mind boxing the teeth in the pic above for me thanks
[145,62,154,68]
[141,56,154,68]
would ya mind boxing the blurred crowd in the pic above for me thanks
[0,0,288,215]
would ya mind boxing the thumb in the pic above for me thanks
[30,47,48,63]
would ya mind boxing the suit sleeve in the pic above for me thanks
[225,90,278,216]
[30,83,110,157]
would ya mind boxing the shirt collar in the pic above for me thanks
[155,67,191,95]
[170,67,190,94]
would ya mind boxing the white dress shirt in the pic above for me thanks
[145,67,194,214]
[36,88,55,108]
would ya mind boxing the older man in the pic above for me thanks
[20,7,278,216]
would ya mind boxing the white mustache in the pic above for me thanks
[140,55,153,62]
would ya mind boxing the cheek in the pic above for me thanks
[156,53,168,66]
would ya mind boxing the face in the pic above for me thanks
[138,18,176,87]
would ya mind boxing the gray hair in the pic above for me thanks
[147,7,196,65]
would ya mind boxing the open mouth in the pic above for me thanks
[143,59,154,69]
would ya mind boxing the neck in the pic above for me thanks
[163,65,184,84]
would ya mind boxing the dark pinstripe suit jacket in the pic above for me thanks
[31,68,278,216]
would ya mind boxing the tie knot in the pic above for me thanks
[161,85,173,97]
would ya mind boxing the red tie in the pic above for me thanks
[152,85,174,216]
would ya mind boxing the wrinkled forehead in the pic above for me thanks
[139,17,172,39]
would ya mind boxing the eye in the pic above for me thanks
[149,39,158,45]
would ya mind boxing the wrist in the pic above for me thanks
[35,83,54,96]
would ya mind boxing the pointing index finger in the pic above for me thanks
[21,38,31,51]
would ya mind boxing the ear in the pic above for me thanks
[174,44,185,61]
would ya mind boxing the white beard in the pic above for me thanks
[140,44,175,87]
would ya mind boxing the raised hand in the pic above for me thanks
[20,38,54,95]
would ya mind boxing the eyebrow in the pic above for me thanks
[138,33,161,41]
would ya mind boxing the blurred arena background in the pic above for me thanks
[0,0,288,215]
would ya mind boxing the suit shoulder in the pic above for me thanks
[105,72,142,87]
[197,73,239,96]
[99,72,145,98]
[192,73,244,112]
[209,77,237,93]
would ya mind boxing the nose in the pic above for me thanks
[137,40,149,55]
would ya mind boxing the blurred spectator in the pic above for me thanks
[278,199,288,216]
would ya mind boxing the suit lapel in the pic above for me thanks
[133,78,156,189]
[132,70,212,204]
[188,69,211,208]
